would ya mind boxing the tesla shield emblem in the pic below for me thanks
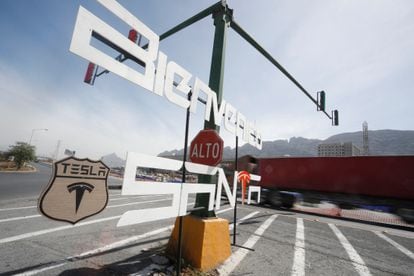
[38,157,110,224]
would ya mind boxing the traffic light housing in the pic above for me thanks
[317,91,325,111]
[84,62,96,85]
[332,110,339,126]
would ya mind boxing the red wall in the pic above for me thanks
[259,156,414,200]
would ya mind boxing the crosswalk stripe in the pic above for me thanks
[13,206,235,275]
[292,218,305,276]
[329,224,372,276]
[374,231,414,260]
[217,214,278,276]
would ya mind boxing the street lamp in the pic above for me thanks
[28,128,48,145]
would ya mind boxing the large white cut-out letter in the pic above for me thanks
[70,3,158,91]
[164,61,192,109]
[117,153,216,227]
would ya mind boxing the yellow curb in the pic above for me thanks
[166,215,231,271]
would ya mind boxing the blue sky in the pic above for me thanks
[1,0,413,159]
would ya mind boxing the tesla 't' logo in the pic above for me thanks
[67,182,94,213]
[38,156,109,224]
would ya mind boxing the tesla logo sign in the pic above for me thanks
[38,157,109,224]
[69,0,262,149]
[117,152,261,227]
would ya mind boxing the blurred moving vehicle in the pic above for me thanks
[236,155,414,223]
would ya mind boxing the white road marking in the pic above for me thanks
[0,205,37,212]
[16,263,67,276]
[329,224,372,276]
[374,231,414,260]
[216,207,234,215]
[109,194,166,201]
[0,200,196,244]
[0,198,170,224]
[0,215,121,244]
[229,211,260,231]
[217,214,278,276]
[292,218,305,276]
[106,198,169,208]
[0,214,41,223]
[13,206,235,275]
[0,195,166,212]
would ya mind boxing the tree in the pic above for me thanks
[8,142,36,169]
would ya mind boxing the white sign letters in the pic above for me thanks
[117,152,260,227]
[70,0,262,149]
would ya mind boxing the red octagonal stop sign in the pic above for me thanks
[189,129,223,166]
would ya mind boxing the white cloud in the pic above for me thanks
[1,0,414,159]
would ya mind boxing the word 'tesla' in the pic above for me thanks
[38,156,109,224]
[69,0,262,149]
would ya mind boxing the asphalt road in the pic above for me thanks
[0,169,413,275]
[0,163,122,202]
[0,190,413,275]
[0,163,52,201]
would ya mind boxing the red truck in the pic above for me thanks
[239,155,414,223]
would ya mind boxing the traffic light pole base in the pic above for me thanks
[166,215,231,272]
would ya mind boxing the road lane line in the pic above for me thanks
[229,211,260,231]
[374,231,414,260]
[329,224,372,276]
[13,206,234,275]
[216,207,234,215]
[0,215,121,244]
[217,214,278,276]
[0,200,196,244]
[109,195,166,201]
[0,196,169,213]
[0,206,37,212]
[0,214,41,223]
[0,198,171,224]
[107,198,169,208]
[292,218,305,276]
[17,263,67,276]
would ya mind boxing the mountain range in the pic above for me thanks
[158,129,414,159]
[101,152,125,168]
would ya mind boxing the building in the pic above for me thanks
[317,142,361,157]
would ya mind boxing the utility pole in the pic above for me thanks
[28,128,48,145]
[192,2,233,218]
[53,140,61,161]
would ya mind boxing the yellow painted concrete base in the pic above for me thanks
[166,215,231,271]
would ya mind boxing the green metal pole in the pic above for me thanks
[192,3,232,218]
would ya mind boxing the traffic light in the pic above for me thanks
[332,110,339,126]
[317,91,325,111]
[84,62,96,85]
[128,29,138,43]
